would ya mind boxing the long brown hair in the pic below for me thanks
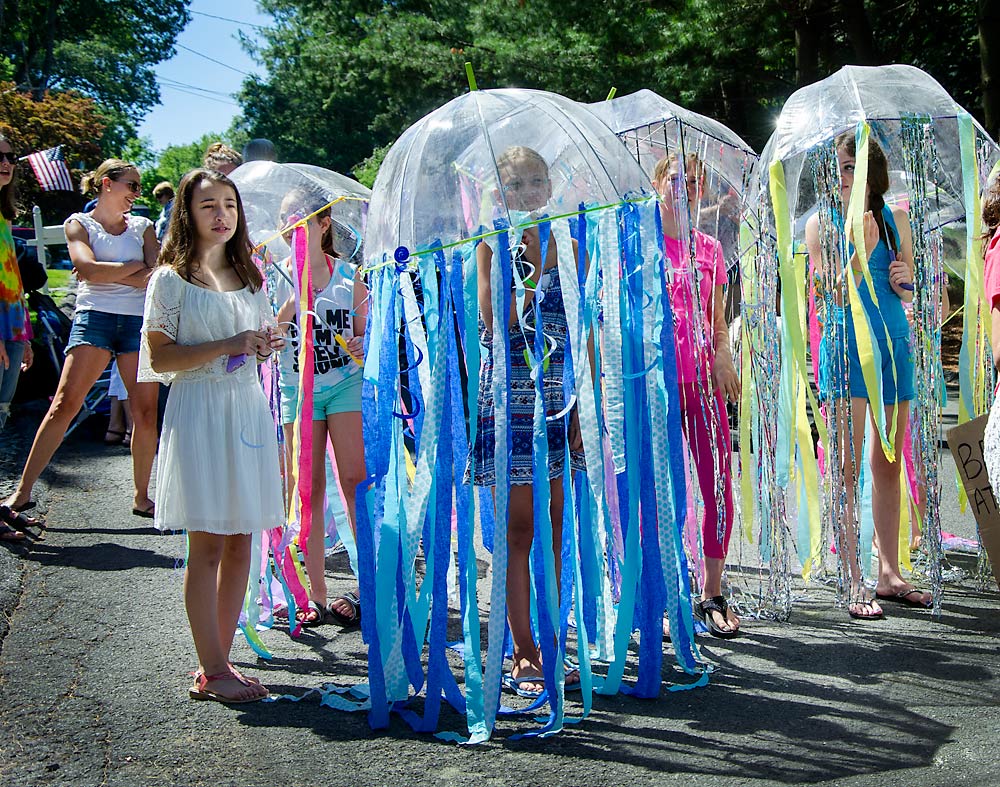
[982,175,1000,258]
[0,133,18,221]
[835,130,896,252]
[159,168,262,291]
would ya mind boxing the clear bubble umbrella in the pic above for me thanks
[592,89,762,617]
[229,161,371,643]
[747,64,999,618]
[361,86,704,741]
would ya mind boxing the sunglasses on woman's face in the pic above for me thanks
[115,177,142,194]
[0,151,17,165]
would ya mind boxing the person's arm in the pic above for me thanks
[888,207,915,303]
[146,328,267,374]
[66,219,146,283]
[711,287,741,402]
[120,225,161,289]
[477,241,495,332]
[992,307,1000,373]
[344,266,369,358]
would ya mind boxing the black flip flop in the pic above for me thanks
[328,591,361,627]
[132,506,155,519]
[697,596,739,639]
[0,504,45,531]
[0,522,26,542]
[876,588,932,608]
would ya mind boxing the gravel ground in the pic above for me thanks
[1,402,998,787]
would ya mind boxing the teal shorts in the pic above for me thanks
[279,372,363,425]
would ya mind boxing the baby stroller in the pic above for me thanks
[14,245,113,436]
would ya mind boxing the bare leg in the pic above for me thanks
[216,534,256,658]
[106,398,126,441]
[121,397,133,444]
[872,402,930,605]
[505,479,575,693]
[281,422,296,513]
[185,532,265,700]
[115,353,158,513]
[301,419,329,619]
[836,397,884,618]
[327,410,366,620]
[5,346,110,509]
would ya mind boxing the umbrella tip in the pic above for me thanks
[606,87,617,101]
[465,62,478,92]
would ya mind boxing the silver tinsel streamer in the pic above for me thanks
[810,142,865,607]
[737,203,792,619]
[900,116,945,613]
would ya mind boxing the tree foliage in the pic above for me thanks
[1,0,190,144]
[240,0,986,175]
[0,82,106,220]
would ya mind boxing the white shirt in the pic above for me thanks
[65,212,152,316]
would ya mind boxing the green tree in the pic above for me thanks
[240,0,985,172]
[0,81,106,220]
[1,0,190,144]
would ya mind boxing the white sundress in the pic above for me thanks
[139,267,284,535]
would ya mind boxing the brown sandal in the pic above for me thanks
[189,669,268,703]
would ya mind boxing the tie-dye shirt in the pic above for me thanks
[0,215,30,342]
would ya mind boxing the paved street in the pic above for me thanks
[1,403,999,787]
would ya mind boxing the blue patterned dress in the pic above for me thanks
[468,264,586,486]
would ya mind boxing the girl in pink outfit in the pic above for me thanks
[653,153,740,638]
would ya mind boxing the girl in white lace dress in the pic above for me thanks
[140,169,283,703]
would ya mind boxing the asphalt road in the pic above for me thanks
[1,402,999,787]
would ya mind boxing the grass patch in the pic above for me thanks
[45,268,72,292]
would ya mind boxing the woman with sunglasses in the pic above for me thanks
[3,159,161,524]
[0,134,35,539]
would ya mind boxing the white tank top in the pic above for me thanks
[65,212,152,316]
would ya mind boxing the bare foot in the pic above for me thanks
[191,669,268,702]
[328,589,361,626]
[511,657,545,696]
[848,586,884,620]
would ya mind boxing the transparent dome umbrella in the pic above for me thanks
[229,161,371,641]
[361,87,704,741]
[592,89,762,614]
[590,88,757,270]
[747,64,999,618]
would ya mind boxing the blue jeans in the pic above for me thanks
[0,340,26,430]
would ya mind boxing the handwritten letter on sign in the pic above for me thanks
[947,414,1000,588]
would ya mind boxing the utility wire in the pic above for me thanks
[159,83,239,107]
[175,43,252,77]
[190,10,270,30]
[158,77,235,99]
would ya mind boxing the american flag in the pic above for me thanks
[22,146,74,192]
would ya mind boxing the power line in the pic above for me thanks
[158,77,235,99]
[159,83,239,107]
[175,43,252,77]
[190,9,270,31]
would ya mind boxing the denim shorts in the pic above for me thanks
[66,309,143,356]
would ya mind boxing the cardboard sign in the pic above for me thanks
[947,414,1000,588]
